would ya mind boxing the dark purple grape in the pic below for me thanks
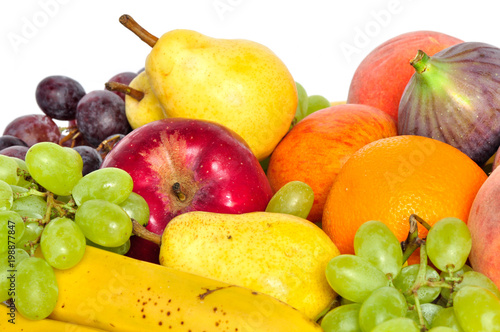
[3,114,61,146]
[0,146,29,160]
[35,75,86,120]
[0,135,28,150]
[76,90,131,147]
[107,72,137,100]
[73,145,102,175]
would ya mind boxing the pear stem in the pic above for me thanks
[410,50,431,74]
[119,14,158,47]
[131,219,162,246]
[105,81,145,101]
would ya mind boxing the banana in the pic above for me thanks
[45,246,323,331]
[0,303,106,332]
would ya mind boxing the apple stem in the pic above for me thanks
[172,182,187,202]
[105,81,145,101]
[131,219,162,246]
[119,14,158,48]
[410,50,430,74]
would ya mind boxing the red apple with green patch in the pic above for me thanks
[101,118,273,263]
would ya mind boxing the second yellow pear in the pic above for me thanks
[145,29,297,160]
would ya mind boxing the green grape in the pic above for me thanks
[71,167,134,206]
[119,192,150,226]
[75,199,132,247]
[320,303,362,332]
[0,155,20,185]
[0,249,29,302]
[11,157,31,188]
[354,220,403,279]
[86,238,131,255]
[359,286,407,332]
[325,254,389,303]
[11,187,47,217]
[41,217,86,270]
[16,221,44,252]
[421,303,445,327]
[428,327,460,332]
[306,95,331,115]
[15,256,59,320]
[0,211,25,253]
[0,179,13,211]
[25,142,83,196]
[441,270,500,302]
[290,81,309,128]
[370,317,420,332]
[431,307,465,332]
[426,217,471,273]
[453,285,500,332]
[393,263,441,304]
[265,181,314,219]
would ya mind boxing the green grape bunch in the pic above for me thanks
[321,215,500,332]
[0,142,149,321]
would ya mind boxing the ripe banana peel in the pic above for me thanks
[45,246,322,331]
[0,303,106,332]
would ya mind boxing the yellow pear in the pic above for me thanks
[106,71,165,129]
[157,211,340,319]
[118,15,297,160]
[124,71,165,129]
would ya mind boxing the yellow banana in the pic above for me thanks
[46,246,323,331]
[0,303,106,332]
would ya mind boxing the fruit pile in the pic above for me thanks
[1,12,500,332]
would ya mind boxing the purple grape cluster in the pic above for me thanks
[1,71,138,174]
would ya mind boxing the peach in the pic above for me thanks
[468,165,500,288]
[347,30,462,124]
[266,103,397,224]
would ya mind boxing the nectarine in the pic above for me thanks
[266,104,397,223]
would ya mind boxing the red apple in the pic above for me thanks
[100,118,273,263]
[347,31,463,124]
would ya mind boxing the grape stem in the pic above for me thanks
[12,188,47,200]
[401,214,424,263]
[131,219,162,246]
[105,81,145,101]
[119,14,158,47]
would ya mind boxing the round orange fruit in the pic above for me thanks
[322,135,488,255]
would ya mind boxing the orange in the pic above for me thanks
[322,135,488,256]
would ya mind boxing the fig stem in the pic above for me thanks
[119,14,158,47]
[131,219,162,246]
[105,81,145,101]
[410,50,430,74]
[172,182,187,202]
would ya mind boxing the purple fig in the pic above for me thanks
[398,42,500,165]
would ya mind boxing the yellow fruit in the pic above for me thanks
[45,246,322,332]
[159,211,340,319]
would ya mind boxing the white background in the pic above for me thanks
[1,0,499,134]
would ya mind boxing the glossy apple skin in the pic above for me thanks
[101,118,273,263]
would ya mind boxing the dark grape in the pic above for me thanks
[73,145,102,175]
[0,145,29,160]
[107,72,137,100]
[75,90,131,147]
[3,114,61,146]
[35,75,86,120]
[0,135,28,150]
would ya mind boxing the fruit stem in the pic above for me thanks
[105,81,145,101]
[131,219,162,246]
[172,182,187,202]
[119,14,158,47]
[411,214,432,231]
[410,50,431,74]
[401,215,424,263]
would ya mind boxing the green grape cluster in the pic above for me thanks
[0,142,149,321]
[321,217,500,332]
